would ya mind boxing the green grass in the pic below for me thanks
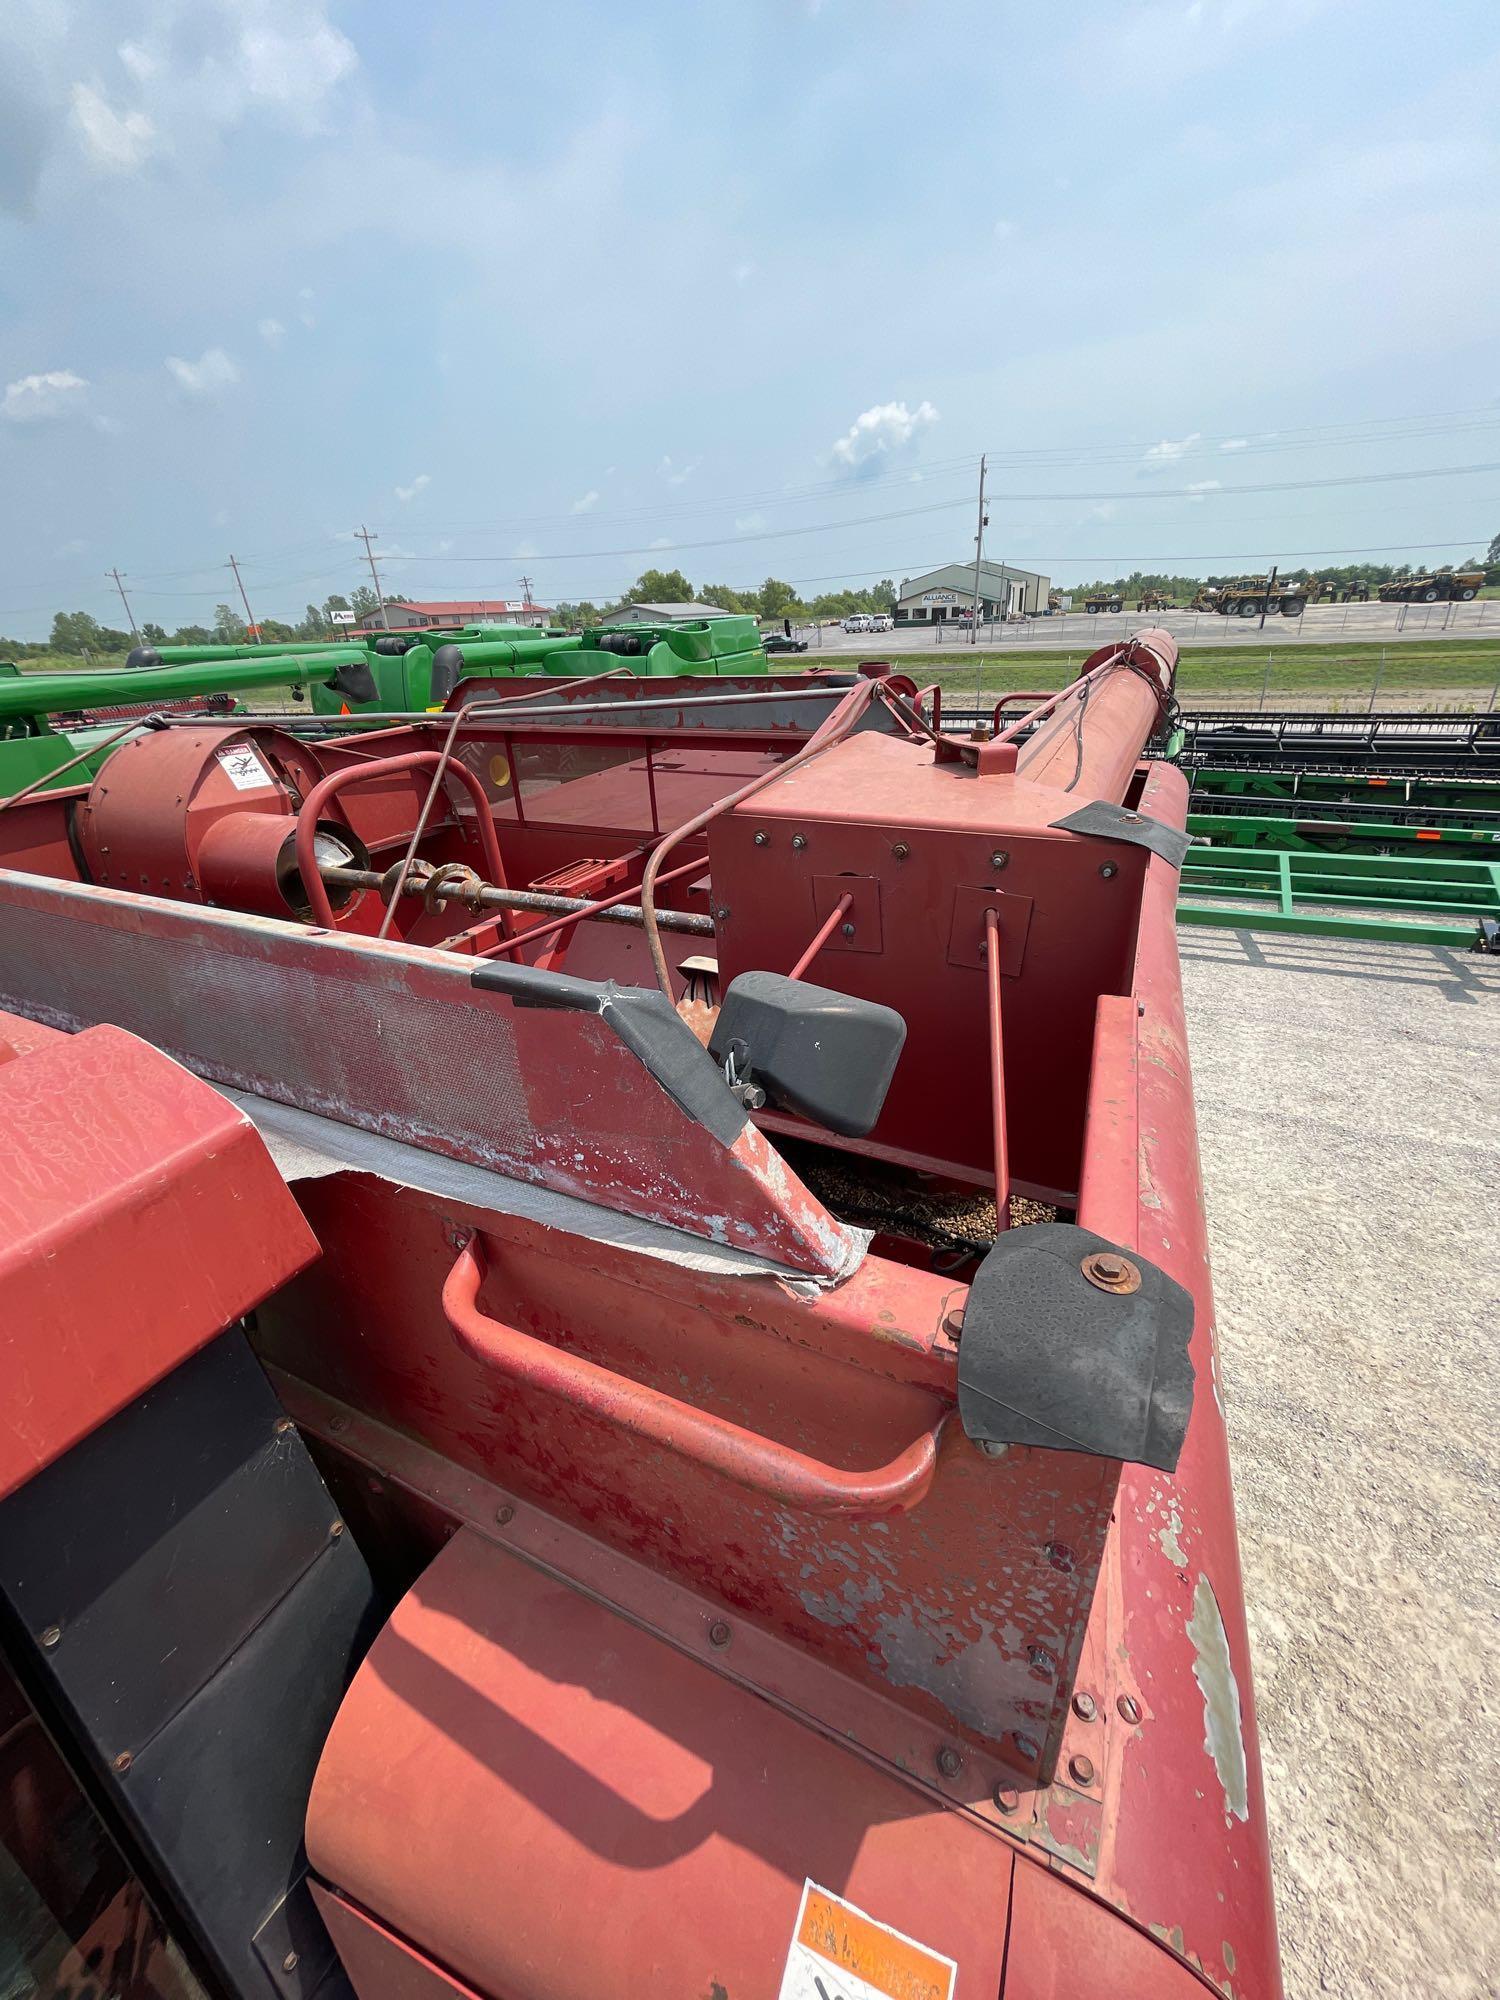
[859,639,1500,703]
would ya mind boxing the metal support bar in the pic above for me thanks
[984,907,1010,1231]
[788,893,853,981]
[320,866,714,937]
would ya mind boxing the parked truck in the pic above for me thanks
[1083,588,1124,613]
[1204,576,1313,619]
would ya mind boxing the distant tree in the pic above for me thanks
[295,603,327,640]
[213,603,248,643]
[171,624,213,645]
[698,584,753,615]
[50,610,106,654]
[322,594,351,623]
[755,577,799,619]
[349,585,381,621]
[872,578,897,612]
[141,621,168,646]
[625,568,694,604]
[1485,531,1500,583]
[259,618,295,644]
[554,600,603,631]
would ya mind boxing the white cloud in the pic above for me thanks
[394,473,431,502]
[1221,437,1249,450]
[649,537,673,550]
[830,398,939,473]
[1185,478,1221,501]
[660,454,699,487]
[735,513,766,533]
[571,489,600,513]
[165,348,240,395]
[258,317,285,345]
[1144,431,1201,462]
[70,83,157,173]
[119,6,356,133]
[2,369,89,422]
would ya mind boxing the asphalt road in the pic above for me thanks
[795,599,1498,655]
[1182,930,1500,2000]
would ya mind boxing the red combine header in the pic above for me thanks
[0,635,1281,1998]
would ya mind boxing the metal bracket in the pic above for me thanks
[956,1223,1195,1472]
[1050,800,1192,869]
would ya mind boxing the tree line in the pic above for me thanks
[551,569,899,632]
[1,586,410,661]
[1069,544,1499,605]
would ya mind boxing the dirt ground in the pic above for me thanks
[1181,931,1500,2000]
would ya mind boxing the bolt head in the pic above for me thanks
[791,834,807,850]
[112,1751,133,1774]
[1028,1645,1056,1678]
[1099,862,1118,879]
[282,1953,300,1974]
[1045,1540,1075,1572]
[1072,1691,1097,1722]
[753,831,769,846]
[936,1745,963,1779]
[942,1307,964,1339]
[714,906,730,922]
[993,1784,1021,1814]
[892,841,910,860]
[708,1620,732,1649]
[329,1520,344,1538]
[990,850,1009,869]
[495,1504,515,1526]
[39,1625,61,1649]
[328,1414,349,1433]
[839,921,856,937]
[1081,1251,1142,1295]
[274,1417,294,1435]
[1117,1694,1142,1725]
[1068,1753,1096,1787]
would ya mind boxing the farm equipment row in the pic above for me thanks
[0,632,1286,1999]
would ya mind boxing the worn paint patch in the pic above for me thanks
[1187,1573,1249,1822]
[1158,1505,1187,1566]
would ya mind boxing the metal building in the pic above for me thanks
[894,561,1050,625]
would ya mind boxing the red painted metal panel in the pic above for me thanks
[308,1528,1015,2000]
[312,1890,490,2000]
[1002,1857,1206,1999]
[0,1010,317,1500]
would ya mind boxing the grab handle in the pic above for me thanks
[442,1238,946,1517]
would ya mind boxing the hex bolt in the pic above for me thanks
[892,842,910,861]
[1045,1540,1075,1572]
[993,1784,1021,1814]
[990,850,1009,870]
[282,1953,300,1974]
[1099,862,1118,879]
[708,1620,732,1649]
[495,1504,515,1526]
[942,1308,964,1339]
[1069,1753,1096,1787]
[1081,1251,1142,1295]
[791,835,807,851]
[714,906,731,922]
[936,1745,963,1779]
[840,922,856,937]
[328,1414,349,1434]
[1028,1645,1056,1678]
[39,1625,61,1649]
[1072,1691,1097,1722]
[753,831,769,847]
[1117,1694,1142,1725]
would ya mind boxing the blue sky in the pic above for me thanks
[0,0,1497,635]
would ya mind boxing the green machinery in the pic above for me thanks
[1177,847,1500,951]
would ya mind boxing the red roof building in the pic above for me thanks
[355,599,553,633]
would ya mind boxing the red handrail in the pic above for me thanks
[442,1238,948,1516]
[294,750,507,928]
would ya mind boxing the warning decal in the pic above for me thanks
[216,745,275,792]
[777,1881,957,2000]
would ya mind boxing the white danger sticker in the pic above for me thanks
[217,745,275,792]
[777,1881,956,2000]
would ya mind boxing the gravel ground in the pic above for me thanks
[1180,930,1500,2000]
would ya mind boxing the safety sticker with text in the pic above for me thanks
[216,745,275,792]
[777,1880,957,2000]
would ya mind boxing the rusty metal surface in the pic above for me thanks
[307,1527,1015,2000]
[0,1008,316,1501]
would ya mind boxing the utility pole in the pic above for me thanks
[969,455,988,645]
[227,554,260,642]
[355,524,389,629]
[107,568,140,644]
[1258,563,1278,633]
[516,574,535,623]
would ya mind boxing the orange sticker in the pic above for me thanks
[778,1881,957,2000]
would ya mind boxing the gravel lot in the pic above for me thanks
[1181,930,1500,2000]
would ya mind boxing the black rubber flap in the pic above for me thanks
[471,963,747,1147]
[1050,799,1192,869]
[325,657,377,705]
[957,1223,1195,1471]
[429,643,464,699]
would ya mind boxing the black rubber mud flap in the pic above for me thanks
[1050,800,1193,869]
[325,658,378,705]
[957,1222,1195,1471]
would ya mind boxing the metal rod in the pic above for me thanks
[376,701,472,942]
[481,853,714,959]
[788,893,853,981]
[322,865,715,936]
[984,906,1010,1231]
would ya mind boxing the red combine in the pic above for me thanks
[0,635,1281,1999]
